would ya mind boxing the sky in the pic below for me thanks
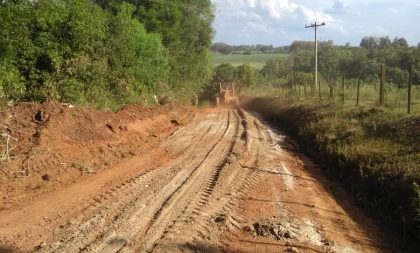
[210,0,420,46]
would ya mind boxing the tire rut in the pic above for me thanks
[37,111,230,253]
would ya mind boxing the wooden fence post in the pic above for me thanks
[408,66,412,114]
[329,73,334,100]
[341,75,345,104]
[292,71,295,91]
[311,76,315,96]
[298,84,301,97]
[318,79,322,100]
[356,72,361,106]
[379,64,385,107]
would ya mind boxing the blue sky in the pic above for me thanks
[211,0,420,46]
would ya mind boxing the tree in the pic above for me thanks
[121,0,215,99]
[235,64,256,91]
[212,64,236,83]
[211,43,233,55]
[392,37,408,47]
[378,36,392,49]
[360,36,378,50]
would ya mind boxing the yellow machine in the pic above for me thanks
[216,82,238,106]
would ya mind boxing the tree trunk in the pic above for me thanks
[408,66,412,114]
[379,64,385,107]
[356,72,361,106]
[304,83,307,97]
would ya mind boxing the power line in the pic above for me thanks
[305,22,326,92]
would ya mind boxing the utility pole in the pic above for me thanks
[305,22,325,94]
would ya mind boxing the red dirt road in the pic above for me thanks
[0,107,392,253]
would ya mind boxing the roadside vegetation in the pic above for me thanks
[218,37,420,249]
[0,0,214,109]
[243,97,419,250]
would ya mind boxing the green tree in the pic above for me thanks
[235,64,256,92]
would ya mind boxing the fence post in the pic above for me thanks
[356,72,361,106]
[408,66,412,114]
[329,73,334,100]
[292,71,295,91]
[341,75,345,104]
[311,76,315,96]
[379,64,385,107]
[298,84,301,97]
[318,79,322,100]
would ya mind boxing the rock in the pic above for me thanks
[214,214,226,223]
[291,247,299,253]
[287,247,299,253]
[33,110,49,122]
[41,174,50,181]
[283,231,292,239]
[242,225,252,232]
[170,119,180,126]
[34,241,46,250]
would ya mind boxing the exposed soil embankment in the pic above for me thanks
[242,97,420,252]
[0,101,192,210]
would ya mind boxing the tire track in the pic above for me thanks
[37,111,230,253]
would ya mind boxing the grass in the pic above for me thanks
[243,82,420,114]
[210,52,288,69]
[242,91,420,252]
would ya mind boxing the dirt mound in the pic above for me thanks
[0,101,192,210]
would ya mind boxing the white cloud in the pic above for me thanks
[213,0,334,23]
[211,0,420,46]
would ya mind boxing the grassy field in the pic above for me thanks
[210,52,288,69]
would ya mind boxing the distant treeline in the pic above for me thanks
[260,36,420,89]
[211,42,289,55]
[0,0,214,108]
[209,36,420,107]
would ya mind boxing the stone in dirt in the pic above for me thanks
[242,225,252,232]
[41,174,50,181]
[214,214,226,223]
[170,119,180,126]
[287,246,299,253]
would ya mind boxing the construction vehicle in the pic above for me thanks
[216,82,239,106]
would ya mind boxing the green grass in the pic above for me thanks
[210,52,288,69]
[242,83,420,114]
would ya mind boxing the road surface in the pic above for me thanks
[0,108,391,253]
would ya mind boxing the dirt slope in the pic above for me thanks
[0,107,393,253]
[0,102,191,210]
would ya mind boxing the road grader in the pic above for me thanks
[216,82,239,106]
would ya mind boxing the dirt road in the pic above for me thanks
[0,108,392,253]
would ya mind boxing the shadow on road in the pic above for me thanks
[0,245,23,253]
